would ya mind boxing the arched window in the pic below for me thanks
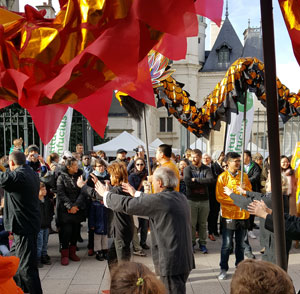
[216,42,232,64]
[218,46,230,63]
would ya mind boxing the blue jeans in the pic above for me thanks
[220,227,246,271]
[37,228,49,258]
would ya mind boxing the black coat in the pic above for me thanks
[84,172,110,234]
[0,218,9,246]
[56,168,85,224]
[1,165,41,235]
[245,161,261,192]
[105,189,195,277]
[128,170,147,191]
[184,164,214,201]
[39,196,54,229]
[108,186,134,243]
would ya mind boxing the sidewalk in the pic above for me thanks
[40,225,300,293]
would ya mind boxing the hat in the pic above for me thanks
[117,148,127,154]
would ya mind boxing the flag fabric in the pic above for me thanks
[279,0,300,66]
[43,108,73,159]
[0,0,224,144]
[225,92,255,154]
[291,142,300,214]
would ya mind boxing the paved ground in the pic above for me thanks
[40,224,300,294]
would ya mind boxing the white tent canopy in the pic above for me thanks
[150,138,180,155]
[149,138,164,149]
[190,138,207,152]
[93,131,156,157]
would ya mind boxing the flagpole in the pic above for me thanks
[240,90,247,184]
[143,107,152,177]
[260,0,287,270]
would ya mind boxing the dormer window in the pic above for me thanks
[216,42,232,64]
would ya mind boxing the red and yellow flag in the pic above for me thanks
[279,0,300,65]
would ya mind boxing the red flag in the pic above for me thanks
[194,0,223,27]
[279,0,300,66]
[27,105,68,145]
[154,34,187,61]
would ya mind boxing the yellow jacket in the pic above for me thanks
[216,170,252,220]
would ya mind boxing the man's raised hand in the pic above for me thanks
[122,182,136,196]
[94,180,109,196]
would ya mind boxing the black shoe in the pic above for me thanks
[141,244,150,250]
[37,260,44,268]
[96,251,104,261]
[102,250,108,260]
[41,255,52,265]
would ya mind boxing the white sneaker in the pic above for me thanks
[218,270,227,280]
[248,231,257,239]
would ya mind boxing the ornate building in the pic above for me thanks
[106,7,264,155]
[0,0,19,10]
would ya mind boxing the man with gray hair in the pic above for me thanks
[93,166,194,294]
[1,151,42,294]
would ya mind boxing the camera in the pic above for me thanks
[133,147,139,153]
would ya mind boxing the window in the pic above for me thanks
[216,42,232,64]
[218,46,230,63]
[159,117,173,132]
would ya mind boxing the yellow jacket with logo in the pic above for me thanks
[216,170,252,220]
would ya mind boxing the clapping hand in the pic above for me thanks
[236,186,246,195]
[224,186,233,196]
[248,200,271,219]
[68,206,79,214]
[94,180,109,196]
[122,182,136,196]
[77,175,87,188]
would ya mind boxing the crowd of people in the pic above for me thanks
[0,139,299,293]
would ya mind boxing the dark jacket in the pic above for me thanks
[105,189,195,277]
[39,196,54,229]
[1,165,41,235]
[265,213,300,241]
[108,186,134,243]
[56,168,85,224]
[245,161,261,192]
[128,170,147,192]
[26,160,48,176]
[184,164,214,201]
[84,172,109,234]
[0,218,9,247]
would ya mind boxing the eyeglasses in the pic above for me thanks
[136,164,144,166]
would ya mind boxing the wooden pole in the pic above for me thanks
[143,107,152,176]
[260,0,287,270]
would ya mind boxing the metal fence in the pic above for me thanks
[0,106,299,158]
[0,106,107,157]
[243,109,300,158]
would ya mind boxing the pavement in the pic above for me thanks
[40,224,300,294]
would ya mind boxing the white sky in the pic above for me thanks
[19,0,300,92]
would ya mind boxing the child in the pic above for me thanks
[110,262,166,294]
[9,138,24,154]
[89,199,108,261]
[37,182,53,268]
